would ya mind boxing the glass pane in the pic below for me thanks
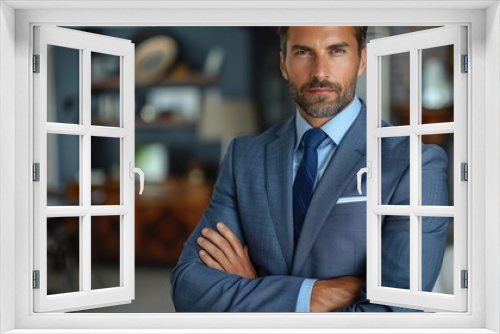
[381,136,410,205]
[381,215,410,290]
[421,216,453,295]
[91,215,120,290]
[47,217,80,295]
[421,134,453,206]
[421,45,454,124]
[380,52,410,127]
[91,137,121,206]
[47,45,80,124]
[47,134,80,206]
[91,52,121,127]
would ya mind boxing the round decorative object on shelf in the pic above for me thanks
[135,35,178,85]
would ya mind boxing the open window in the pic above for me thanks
[33,26,139,312]
[364,26,467,312]
[0,0,496,330]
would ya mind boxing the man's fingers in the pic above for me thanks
[216,222,245,257]
[197,236,231,269]
[197,224,257,280]
[244,245,250,257]
[201,226,238,261]
[198,250,224,271]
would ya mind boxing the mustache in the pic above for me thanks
[300,78,342,93]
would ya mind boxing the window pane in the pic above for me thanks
[91,215,120,290]
[381,136,409,205]
[421,216,453,295]
[47,134,80,206]
[47,217,80,295]
[380,52,410,127]
[91,52,121,127]
[47,44,80,124]
[421,45,454,124]
[421,134,453,206]
[91,137,121,206]
[381,215,410,290]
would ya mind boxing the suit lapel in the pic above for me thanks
[265,118,295,272]
[292,106,367,274]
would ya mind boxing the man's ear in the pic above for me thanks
[279,51,288,80]
[357,47,367,78]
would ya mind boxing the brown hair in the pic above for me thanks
[276,26,368,57]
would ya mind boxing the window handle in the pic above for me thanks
[357,162,371,195]
[129,162,144,195]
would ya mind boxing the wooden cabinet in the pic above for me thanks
[66,179,213,266]
[134,179,213,265]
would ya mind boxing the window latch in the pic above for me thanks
[357,162,371,195]
[129,162,144,195]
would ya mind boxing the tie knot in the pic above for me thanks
[302,128,327,150]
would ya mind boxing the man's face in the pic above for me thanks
[280,26,367,121]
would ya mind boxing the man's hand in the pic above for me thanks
[197,222,257,279]
[310,276,364,312]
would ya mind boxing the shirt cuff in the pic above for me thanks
[295,278,317,312]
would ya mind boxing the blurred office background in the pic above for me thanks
[45,26,454,313]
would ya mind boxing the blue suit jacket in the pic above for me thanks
[170,103,449,312]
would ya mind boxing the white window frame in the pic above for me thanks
[1,1,499,333]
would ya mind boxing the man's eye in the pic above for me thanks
[332,48,346,54]
[296,50,310,56]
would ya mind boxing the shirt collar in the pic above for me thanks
[294,95,362,150]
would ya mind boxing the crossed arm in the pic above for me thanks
[170,139,449,312]
[197,222,364,312]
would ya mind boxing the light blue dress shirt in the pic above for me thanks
[294,96,362,312]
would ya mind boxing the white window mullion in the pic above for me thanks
[413,123,454,135]
[82,47,92,296]
[409,47,420,295]
[410,213,419,293]
[82,214,91,294]
[90,126,130,138]
[373,205,455,217]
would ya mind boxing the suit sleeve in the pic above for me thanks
[170,139,305,312]
[339,143,450,312]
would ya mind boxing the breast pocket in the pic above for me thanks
[336,196,367,205]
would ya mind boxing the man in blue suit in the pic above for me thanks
[170,26,449,312]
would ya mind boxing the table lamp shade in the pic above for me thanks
[198,96,258,142]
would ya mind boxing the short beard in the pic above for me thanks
[288,75,357,119]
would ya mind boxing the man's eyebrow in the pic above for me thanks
[290,44,313,51]
[290,42,352,52]
[327,42,351,50]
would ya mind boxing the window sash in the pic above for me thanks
[366,25,468,312]
[32,25,136,313]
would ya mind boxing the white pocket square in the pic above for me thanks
[336,196,367,204]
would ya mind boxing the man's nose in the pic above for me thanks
[311,55,331,81]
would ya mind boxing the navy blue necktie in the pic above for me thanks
[293,128,327,243]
